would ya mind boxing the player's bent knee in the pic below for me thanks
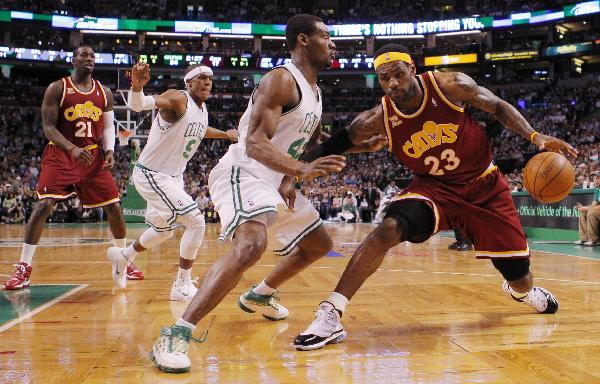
[179,211,205,229]
[491,258,530,281]
[372,218,403,248]
[234,237,268,268]
[384,199,435,243]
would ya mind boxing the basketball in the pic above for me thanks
[523,152,575,203]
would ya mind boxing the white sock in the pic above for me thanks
[122,243,139,262]
[176,317,196,331]
[114,238,127,248]
[252,280,276,296]
[509,285,529,299]
[20,243,37,265]
[178,267,192,281]
[327,292,349,313]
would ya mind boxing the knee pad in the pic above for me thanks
[491,258,530,281]
[179,211,206,260]
[384,199,435,243]
[178,210,205,230]
[139,227,174,249]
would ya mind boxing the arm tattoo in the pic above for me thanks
[494,100,535,140]
[457,73,534,140]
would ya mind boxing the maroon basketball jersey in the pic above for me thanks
[57,76,107,147]
[382,71,493,183]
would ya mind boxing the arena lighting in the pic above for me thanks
[262,36,286,40]
[375,35,425,39]
[208,34,253,39]
[436,30,481,37]
[80,30,136,35]
[146,32,202,37]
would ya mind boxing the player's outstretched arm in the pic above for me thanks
[204,127,238,141]
[246,68,345,180]
[440,72,577,158]
[303,105,387,162]
[127,63,187,114]
[41,81,93,165]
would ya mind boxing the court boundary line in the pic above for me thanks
[0,284,88,334]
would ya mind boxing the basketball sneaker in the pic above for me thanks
[448,241,473,251]
[150,325,195,373]
[107,247,128,289]
[502,281,559,314]
[170,277,198,302]
[293,301,347,351]
[4,262,32,290]
[126,263,144,280]
[237,287,289,321]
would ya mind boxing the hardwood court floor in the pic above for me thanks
[1,223,600,384]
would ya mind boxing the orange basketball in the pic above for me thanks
[523,152,575,203]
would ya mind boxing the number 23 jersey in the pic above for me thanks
[382,71,493,184]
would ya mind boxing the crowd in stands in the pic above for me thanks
[0,69,598,224]
[1,0,574,24]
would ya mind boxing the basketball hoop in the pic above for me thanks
[117,129,134,146]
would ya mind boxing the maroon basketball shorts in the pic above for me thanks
[393,169,529,259]
[37,143,120,208]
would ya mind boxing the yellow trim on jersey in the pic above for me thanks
[67,76,96,95]
[428,72,465,112]
[391,192,440,234]
[389,74,428,119]
[37,192,77,200]
[381,97,394,153]
[374,52,413,70]
[476,164,498,180]
[49,142,98,151]
[60,78,67,107]
[82,197,120,209]
[98,80,108,108]
[475,247,530,258]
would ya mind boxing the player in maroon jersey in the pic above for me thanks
[4,46,143,290]
[293,43,578,350]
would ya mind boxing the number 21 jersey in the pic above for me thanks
[57,76,107,147]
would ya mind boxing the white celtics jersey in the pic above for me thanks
[218,62,322,187]
[137,91,208,176]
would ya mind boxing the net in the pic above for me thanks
[117,129,134,146]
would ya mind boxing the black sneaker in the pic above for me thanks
[294,301,347,351]
[502,281,559,314]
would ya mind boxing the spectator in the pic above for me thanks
[575,173,600,246]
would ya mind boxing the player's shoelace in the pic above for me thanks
[248,288,281,306]
[524,288,549,312]
[166,327,209,354]
[305,306,339,336]
[11,264,26,278]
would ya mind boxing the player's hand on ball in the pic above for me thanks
[103,150,115,170]
[278,175,296,211]
[131,63,150,91]
[533,134,578,158]
[299,155,346,180]
[70,147,93,166]
[226,129,238,142]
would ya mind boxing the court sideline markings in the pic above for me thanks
[0,284,88,333]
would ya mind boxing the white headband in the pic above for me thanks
[184,66,213,83]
